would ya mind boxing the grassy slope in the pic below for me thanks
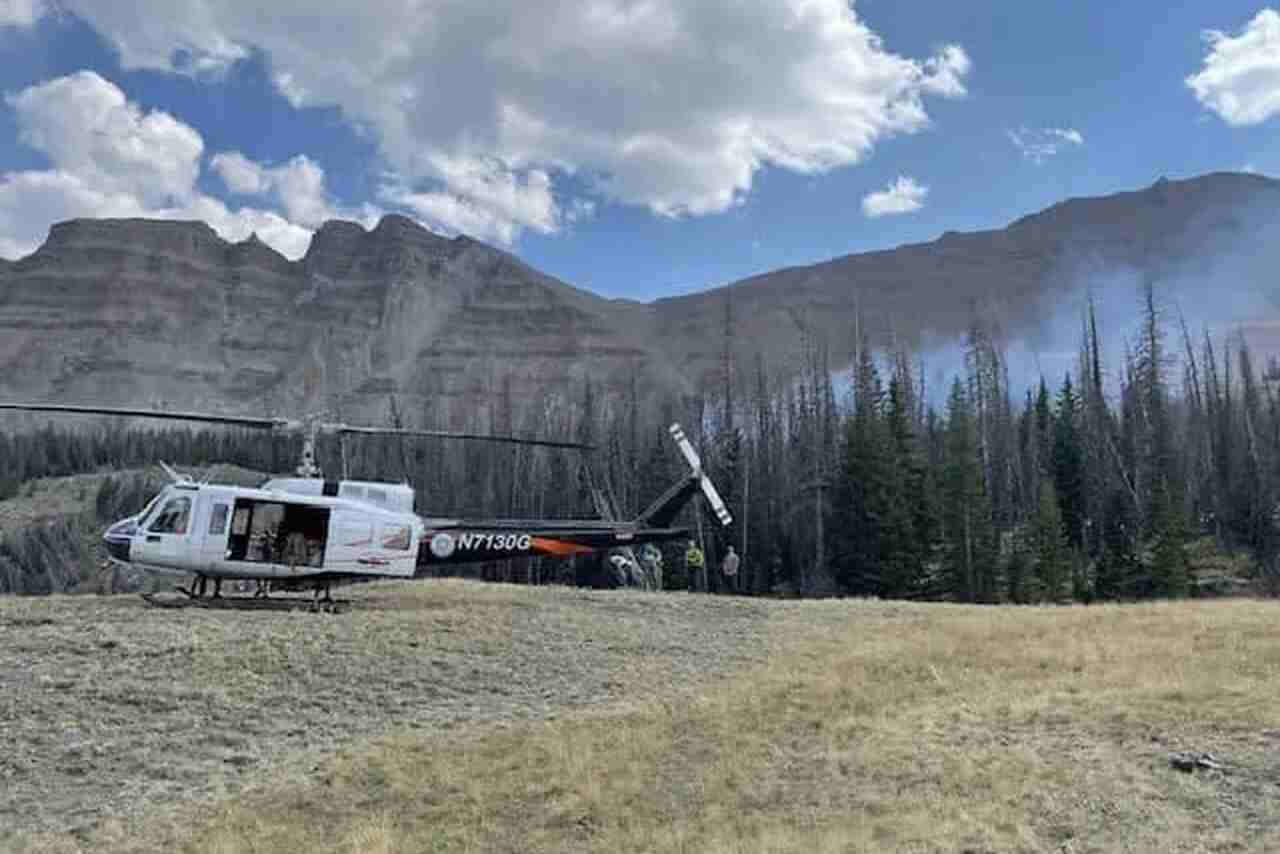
[5,583,1280,853]
[0,465,267,536]
[0,465,268,593]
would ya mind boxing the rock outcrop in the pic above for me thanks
[0,214,674,423]
[1,171,1278,422]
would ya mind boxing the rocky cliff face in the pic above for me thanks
[0,214,673,424]
[1,171,1277,423]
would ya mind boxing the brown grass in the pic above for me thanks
[5,586,1280,853]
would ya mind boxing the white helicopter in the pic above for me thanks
[0,403,731,607]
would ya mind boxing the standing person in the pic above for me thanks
[640,541,664,590]
[96,560,117,595]
[684,539,705,592]
[721,544,740,594]
[769,549,784,596]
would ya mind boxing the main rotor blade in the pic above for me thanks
[0,402,288,431]
[325,423,593,451]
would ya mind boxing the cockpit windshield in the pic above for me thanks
[136,490,165,525]
[147,492,192,535]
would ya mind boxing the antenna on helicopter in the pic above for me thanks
[157,461,194,484]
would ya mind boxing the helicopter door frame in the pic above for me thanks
[225,497,331,572]
[199,497,233,569]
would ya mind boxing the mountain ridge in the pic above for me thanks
[2,170,1278,421]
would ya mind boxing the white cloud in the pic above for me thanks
[1007,126,1085,164]
[209,150,265,194]
[211,150,375,229]
[378,160,561,245]
[0,71,367,260]
[47,0,971,241]
[7,71,203,205]
[1187,9,1280,126]
[861,175,928,218]
[0,0,44,28]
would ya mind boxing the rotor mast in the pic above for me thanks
[297,417,322,478]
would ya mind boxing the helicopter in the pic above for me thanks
[0,402,732,606]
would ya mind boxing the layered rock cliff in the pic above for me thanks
[1,171,1278,423]
[0,213,673,423]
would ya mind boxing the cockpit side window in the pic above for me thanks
[209,503,230,536]
[149,496,191,534]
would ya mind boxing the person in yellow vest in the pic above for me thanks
[684,539,705,591]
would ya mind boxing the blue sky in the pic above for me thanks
[0,1,1277,301]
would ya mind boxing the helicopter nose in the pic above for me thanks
[104,536,131,562]
[103,518,136,563]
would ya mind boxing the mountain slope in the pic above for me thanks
[0,214,675,422]
[652,171,1280,385]
[1,171,1277,420]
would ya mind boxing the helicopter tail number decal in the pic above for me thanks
[457,532,532,552]
[426,531,530,560]
[425,530,583,561]
[418,526,681,567]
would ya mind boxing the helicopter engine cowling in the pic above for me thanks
[260,478,416,513]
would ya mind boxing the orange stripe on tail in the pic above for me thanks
[530,537,595,556]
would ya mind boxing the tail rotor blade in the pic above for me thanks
[699,474,733,526]
[668,422,733,527]
[668,423,702,472]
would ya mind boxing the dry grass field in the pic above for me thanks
[3,581,1279,853]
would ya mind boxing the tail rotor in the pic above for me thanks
[668,423,732,526]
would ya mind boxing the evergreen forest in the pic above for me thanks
[2,284,1278,600]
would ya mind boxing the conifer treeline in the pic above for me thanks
[699,284,1279,601]
[1,283,1278,598]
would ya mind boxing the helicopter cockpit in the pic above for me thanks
[102,484,198,570]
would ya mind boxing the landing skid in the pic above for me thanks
[140,591,347,613]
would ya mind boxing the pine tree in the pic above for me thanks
[1149,481,1190,598]
[1053,373,1086,549]
[1005,525,1032,604]
[941,378,991,601]
[881,374,922,597]
[1034,377,1053,478]
[1033,481,1070,602]
[832,341,892,594]
[1095,488,1138,599]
